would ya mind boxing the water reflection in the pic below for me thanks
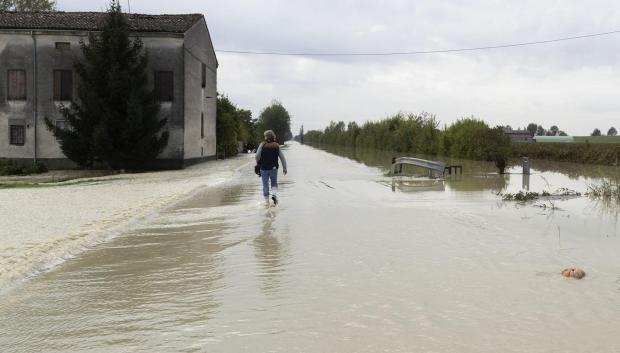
[585,197,620,219]
[253,210,290,296]
[316,144,620,182]
[444,174,508,193]
[320,144,511,194]
[312,144,620,196]
[391,178,445,192]
[522,173,531,191]
[529,160,620,180]
[319,144,500,174]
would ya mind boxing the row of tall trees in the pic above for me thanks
[526,123,618,137]
[216,98,293,158]
[525,123,567,137]
[304,114,512,173]
[305,113,441,155]
[591,127,617,136]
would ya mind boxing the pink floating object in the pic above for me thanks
[561,268,586,279]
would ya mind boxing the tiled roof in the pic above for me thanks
[0,11,204,33]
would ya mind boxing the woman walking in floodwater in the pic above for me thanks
[256,130,288,206]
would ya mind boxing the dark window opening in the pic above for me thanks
[7,70,26,100]
[154,71,174,102]
[201,63,207,88]
[53,70,73,101]
[55,120,70,134]
[55,42,71,50]
[201,112,204,139]
[9,125,25,146]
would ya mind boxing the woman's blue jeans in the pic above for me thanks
[261,168,278,198]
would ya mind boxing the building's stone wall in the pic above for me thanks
[142,35,186,160]
[0,33,36,160]
[35,34,84,160]
[182,19,218,160]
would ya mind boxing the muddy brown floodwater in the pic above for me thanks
[1,142,620,353]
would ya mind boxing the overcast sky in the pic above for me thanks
[59,0,620,135]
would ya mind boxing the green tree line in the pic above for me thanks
[216,98,292,158]
[216,95,255,158]
[305,113,441,154]
[305,114,620,167]
[304,113,511,172]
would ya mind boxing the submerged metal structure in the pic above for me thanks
[391,157,446,177]
[390,157,462,177]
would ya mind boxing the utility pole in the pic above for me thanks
[127,0,131,13]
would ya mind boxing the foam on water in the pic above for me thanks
[0,155,253,293]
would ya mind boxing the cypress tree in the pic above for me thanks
[46,1,168,169]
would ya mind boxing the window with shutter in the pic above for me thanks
[154,71,174,102]
[9,125,25,146]
[7,70,26,100]
[53,70,73,101]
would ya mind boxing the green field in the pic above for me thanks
[573,136,620,144]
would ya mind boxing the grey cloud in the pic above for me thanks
[59,0,620,135]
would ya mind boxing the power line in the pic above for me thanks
[215,29,620,56]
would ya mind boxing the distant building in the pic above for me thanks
[0,11,218,169]
[503,128,533,143]
[534,135,620,144]
[533,135,575,143]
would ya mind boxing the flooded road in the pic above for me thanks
[1,142,620,353]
